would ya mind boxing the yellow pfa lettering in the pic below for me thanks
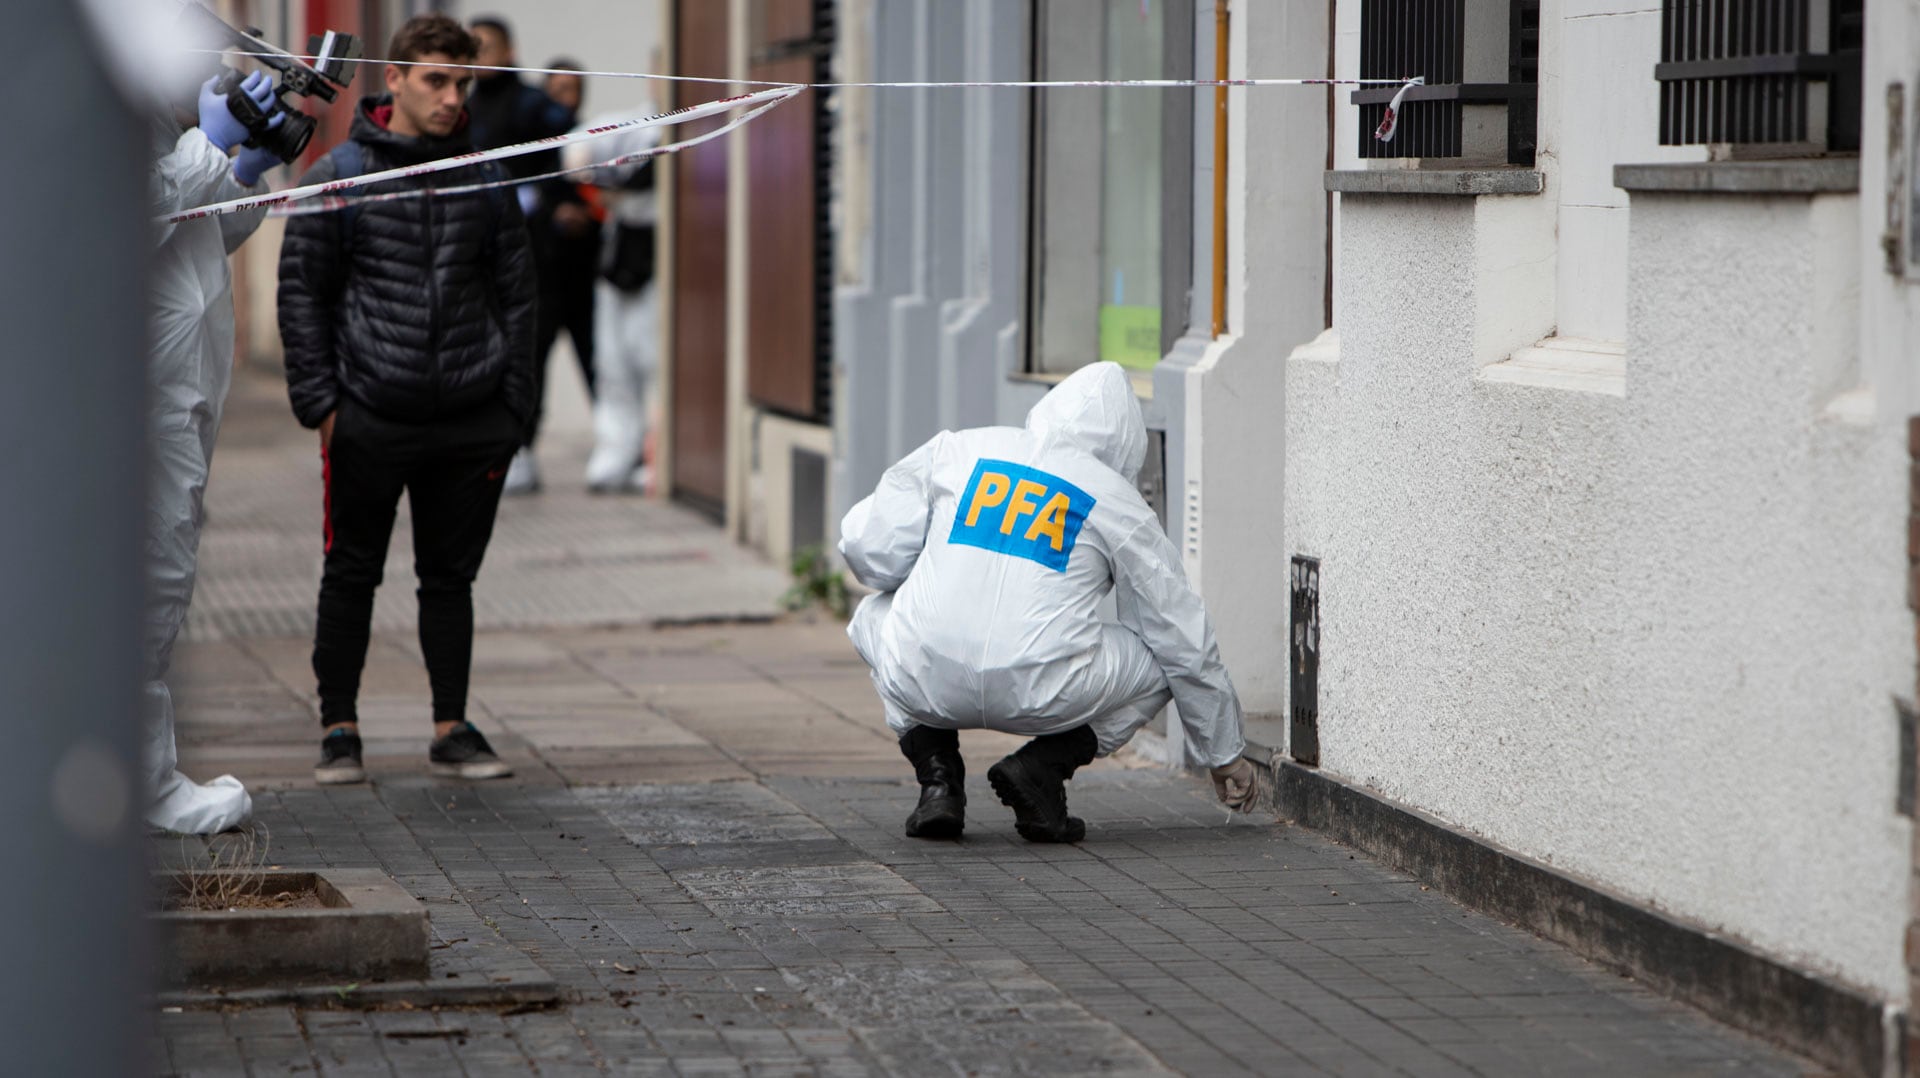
[949,459,1094,571]
[965,472,1011,527]
[1024,492,1072,551]
[1000,479,1048,534]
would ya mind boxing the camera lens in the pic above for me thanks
[259,107,315,163]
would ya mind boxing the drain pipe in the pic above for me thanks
[1210,0,1231,339]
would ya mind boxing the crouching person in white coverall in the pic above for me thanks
[839,362,1259,843]
[143,72,282,833]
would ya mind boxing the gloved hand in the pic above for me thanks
[232,110,286,187]
[197,71,274,153]
[1210,757,1259,813]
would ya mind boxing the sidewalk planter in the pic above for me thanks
[155,867,428,989]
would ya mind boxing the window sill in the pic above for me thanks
[1613,158,1859,195]
[1010,367,1156,401]
[1324,169,1545,197]
[1478,336,1625,397]
[1287,327,1340,365]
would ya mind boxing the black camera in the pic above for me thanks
[182,4,362,164]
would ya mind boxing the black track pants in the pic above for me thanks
[313,397,519,728]
[528,244,599,445]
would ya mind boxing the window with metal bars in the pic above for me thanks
[1350,0,1539,164]
[1656,0,1862,153]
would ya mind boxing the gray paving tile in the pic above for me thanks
[161,661,1818,1078]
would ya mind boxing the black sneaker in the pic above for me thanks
[314,729,366,785]
[429,722,513,780]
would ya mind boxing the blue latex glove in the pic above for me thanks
[232,110,286,187]
[197,71,274,153]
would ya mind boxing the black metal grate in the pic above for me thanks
[1507,0,1540,165]
[1656,0,1862,152]
[1358,0,1464,159]
[1355,0,1538,163]
[812,0,836,423]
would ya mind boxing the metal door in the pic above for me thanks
[669,0,733,513]
[747,0,831,420]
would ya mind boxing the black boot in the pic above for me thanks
[987,724,1098,843]
[899,726,966,839]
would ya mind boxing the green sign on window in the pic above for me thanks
[1098,304,1161,371]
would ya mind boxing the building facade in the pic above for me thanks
[210,0,1920,1068]
[1283,0,1916,1072]
[737,0,1920,1071]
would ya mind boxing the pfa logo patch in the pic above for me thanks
[948,459,1094,572]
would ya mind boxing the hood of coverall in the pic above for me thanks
[1023,362,1147,483]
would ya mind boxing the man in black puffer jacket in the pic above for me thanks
[277,13,531,786]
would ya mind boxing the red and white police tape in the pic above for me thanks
[163,51,1422,224]
[197,48,1426,93]
[162,86,799,224]
[267,87,796,218]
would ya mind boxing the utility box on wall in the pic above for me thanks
[1290,556,1320,766]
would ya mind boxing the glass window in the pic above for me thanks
[1030,0,1194,375]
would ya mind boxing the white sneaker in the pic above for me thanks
[503,447,540,495]
[586,462,650,495]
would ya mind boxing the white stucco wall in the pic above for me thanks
[1859,0,1920,421]
[1270,0,1917,1002]
[1550,2,1704,342]
[1288,182,1911,1001]
[1175,0,1329,716]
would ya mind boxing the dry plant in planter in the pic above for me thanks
[172,822,312,911]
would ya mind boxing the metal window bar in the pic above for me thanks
[1507,0,1539,164]
[1657,0,1861,151]
[1354,0,1538,163]
[812,0,835,422]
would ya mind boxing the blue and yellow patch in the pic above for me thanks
[948,459,1095,572]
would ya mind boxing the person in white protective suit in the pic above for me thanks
[839,362,1259,843]
[143,71,282,833]
[560,104,660,493]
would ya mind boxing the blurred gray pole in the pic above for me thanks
[0,4,153,1076]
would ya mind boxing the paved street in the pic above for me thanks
[155,368,1814,1076]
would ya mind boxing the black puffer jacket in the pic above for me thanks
[277,96,536,429]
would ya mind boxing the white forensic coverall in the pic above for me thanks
[143,113,265,833]
[839,362,1246,768]
[561,111,660,492]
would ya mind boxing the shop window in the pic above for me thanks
[1029,0,1194,375]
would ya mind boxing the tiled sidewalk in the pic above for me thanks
[160,620,1812,1076]
[156,373,1813,1075]
[157,767,1810,1077]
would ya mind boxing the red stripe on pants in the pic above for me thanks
[321,443,334,554]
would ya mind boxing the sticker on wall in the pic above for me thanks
[1910,75,1920,274]
[1290,555,1321,767]
[1099,305,1162,370]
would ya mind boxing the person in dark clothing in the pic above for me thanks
[277,14,532,785]
[469,16,578,494]
[532,61,601,404]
